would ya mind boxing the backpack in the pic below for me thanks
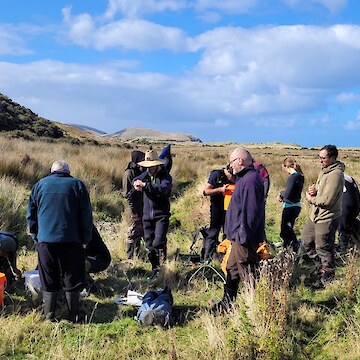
[135,286,173,327]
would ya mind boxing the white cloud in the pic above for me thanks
[214,118,230,127]
[62,7,192,51]
[345,111,360,130]
[3,19,360,138]
[193,0,259,13]
[93,19,190,51]
[103,0,187,19]
[253,117,296,128]
[282,0,347,13]
[0,25,34,55]
[334,92,360,104]
[194,24,360,89]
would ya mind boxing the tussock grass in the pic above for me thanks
[1,136,360,358]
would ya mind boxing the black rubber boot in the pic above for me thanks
[209,278,239,313]
[65,291,81,323]
[126,242,134,259]
[42,291,58,321]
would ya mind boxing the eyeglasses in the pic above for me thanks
[229,157,240,165]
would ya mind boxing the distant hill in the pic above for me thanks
[0,93,201,143]
[0,93,64,138]
[106,127,201,142]
[67,124,106,135]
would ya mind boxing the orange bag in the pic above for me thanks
[256,241,271,260]
[224,184,235,210]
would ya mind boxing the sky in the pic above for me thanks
[1,0,360,146]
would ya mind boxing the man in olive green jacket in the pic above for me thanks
[302,145,345,288]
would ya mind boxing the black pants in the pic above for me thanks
[338,205,359,249]
[143,215,169,269]
[37,242,85,292]
[204,209,225,260]
[280,206,301,249]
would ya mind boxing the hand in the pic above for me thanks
[308,184,317,196]
[306,191,313,202]
[131,213,140,221]
[134,179,145,191]
[277,195,283,202]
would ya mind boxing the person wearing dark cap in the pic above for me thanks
[133,148,172,280]
[0,231,21,285]
[123,150,145,259]
[27,160,93,322]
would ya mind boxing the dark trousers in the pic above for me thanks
[143,215,169,269]
[204,210,225,259]
[338,205,359,249]
[225,241,258,290]
[37,242,85,292]
[302,218,339,273]
[125,208,144,259]
[280,206,301,249]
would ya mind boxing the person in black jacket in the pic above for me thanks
[123,151,145,259]
[133,148,172,280]
[277,158,304,252]
[0,232,21,285]
[210,148,265,312]
[203,166,233,260]
[338,174,360,250]
[83,225,111,293]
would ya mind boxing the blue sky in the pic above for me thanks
[1,0,360,146]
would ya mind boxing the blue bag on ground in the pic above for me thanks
[136,286,173,326]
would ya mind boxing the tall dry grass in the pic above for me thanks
[1,136,360,359]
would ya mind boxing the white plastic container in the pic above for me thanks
[25,270,41,296]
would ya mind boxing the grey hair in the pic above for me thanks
[231,147,253,166]
[51,160,70,173]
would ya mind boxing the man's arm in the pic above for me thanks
[307,173,343,209]
[203,182,227,196]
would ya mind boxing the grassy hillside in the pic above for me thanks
[1,136,360,359]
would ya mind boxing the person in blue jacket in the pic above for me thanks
[210,148,265,312]
[27,160,93,322]
[133,148,172,280]
[277,157,304,252]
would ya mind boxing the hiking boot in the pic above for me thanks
[308,268,334,290]
[147,268,160,281]
[208,299,232,314]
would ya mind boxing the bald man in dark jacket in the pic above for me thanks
[210,148,265,312]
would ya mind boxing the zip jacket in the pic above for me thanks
[308,161,345,223]
[134,167,172,220]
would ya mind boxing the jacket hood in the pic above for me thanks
[131,151,145,164]
[323,161,345,174]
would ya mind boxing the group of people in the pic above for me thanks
[0,144,359,321]
[205,144,359,310]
